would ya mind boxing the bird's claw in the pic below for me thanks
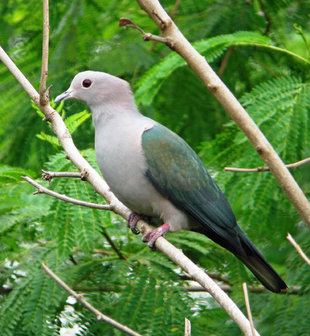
[127,213,141,235]
[142,223,170,250]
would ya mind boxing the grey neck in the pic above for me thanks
[91,102,141,129]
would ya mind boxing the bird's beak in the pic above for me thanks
[54,89,73,103]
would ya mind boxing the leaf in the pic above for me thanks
[134,31,309,106]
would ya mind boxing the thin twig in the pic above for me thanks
[179,272,230,284]
[148,0,182,53]
[185,284,300,295]
[287,233,310,266]
[41,169,84,187]
[41,263,143,336]
[101,228,127,260]
[225,157,310,172]
[39,0,49,106]
[242,283,256,336]
[22,176,111,210]
[184,318,191,336]
[42,170,83,180]
[170,0,182,19]
[119,18,174,48]
[258,0,272,35]
[218,46,234,77]
[1,284,301,296]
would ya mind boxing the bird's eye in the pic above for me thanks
[82,79,92,88]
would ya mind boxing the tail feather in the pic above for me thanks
[195,226,287,293]
[233,233,287,293]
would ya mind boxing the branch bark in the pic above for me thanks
[101,228,128,260]
[0,47,260,336]
[185,284,301,295]
[41,263,143,336]
[39,0,49,106]
[134,0,310,229]
[287,233,310,266]
[225,157,310,173]
[22,176,111,210]
[184,318,191,336]
[41,170,83,181]
[242,283,256,336]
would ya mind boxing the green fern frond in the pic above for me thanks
[65,110,91,134]
[169,231,213,256]
[0,248,67,336]
[135,31,309,106]
[36,110,91,149]
[0,165,35,183]
[41,152,105,255]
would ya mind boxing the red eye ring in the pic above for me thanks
[82,79,92,88]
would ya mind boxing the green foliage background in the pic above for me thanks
[1,0,310,335]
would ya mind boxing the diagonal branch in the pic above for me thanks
[41,263,143,336]
[0,47,260,336]
[287,233,310,266]
[134,0,310,230]
[22,176,111,210]
[101,228,128,260]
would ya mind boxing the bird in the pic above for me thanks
[55,70,287,293]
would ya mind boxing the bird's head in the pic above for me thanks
[55,71,134,110]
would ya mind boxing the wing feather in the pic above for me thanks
[142,124,239,248]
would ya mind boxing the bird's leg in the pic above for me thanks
[142,223,170,249]
[127,213,141,235]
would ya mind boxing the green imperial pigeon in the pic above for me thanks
[55,71,287,293]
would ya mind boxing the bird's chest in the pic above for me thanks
[94,118,156,214]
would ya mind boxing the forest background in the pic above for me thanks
[0,0,310,335]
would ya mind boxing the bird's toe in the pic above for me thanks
[142,223,170,249]
[127,213,141,235]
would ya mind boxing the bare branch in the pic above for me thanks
[135,0,310,229]
[170,0,182,19]
[179,272,230,284]
[184,318,191,336]
[42,170,83,180]
[41,263,143,336]
[119,18,174,47]
[0,47,39,104]
[185,284,301,295]
[258,0,272,35]
[154,238,261,336]
[41,169,84,187]
[39,0,50,106]
[218,46,234,77]
[22,176,111,210]
[225,157,310,173]
[101,228,127,261]
[243,283,256,336]
[287,233,310,266]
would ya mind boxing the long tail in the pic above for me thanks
[196,226,287,293]
[232,232,287,293]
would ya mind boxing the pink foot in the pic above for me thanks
[142,223,170,249]
[127,213,141,235]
